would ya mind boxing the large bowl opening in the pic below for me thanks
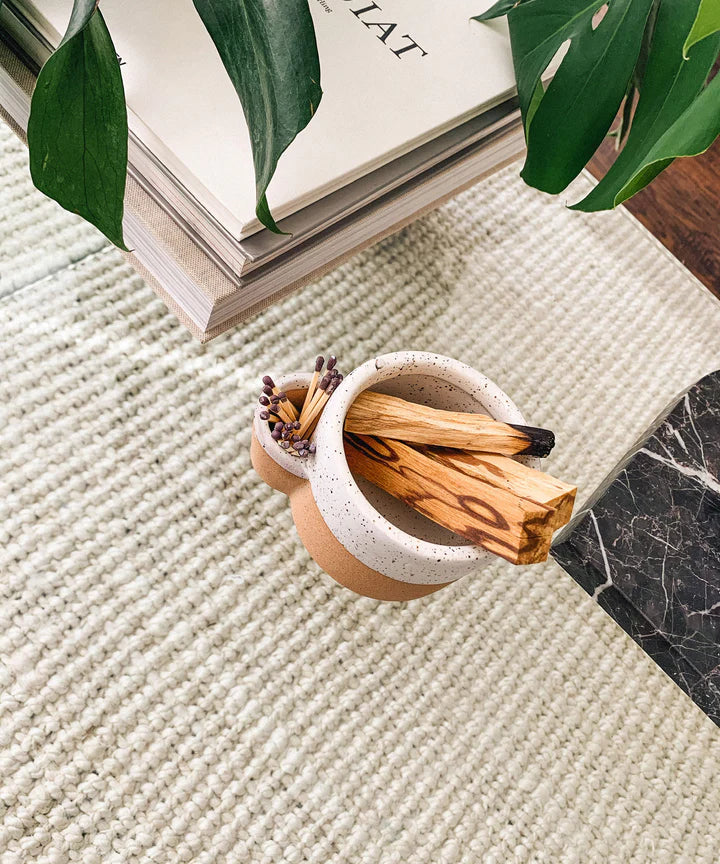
[346,372,503,547]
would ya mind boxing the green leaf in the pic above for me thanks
[574,0,720,211]
[607,62,720,204]
[525,78,544,130]
[27,1,128,249]
[192,0,322,234]
[611,78,636,149]
[507,0,655,193]
[610,3,658,148]
[683,0,720,58]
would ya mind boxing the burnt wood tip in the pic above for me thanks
[509,424,555,458]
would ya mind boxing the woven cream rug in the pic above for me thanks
[2,119,720,863]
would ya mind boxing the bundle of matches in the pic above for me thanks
[258,355,343,458]
[342,391,577,566]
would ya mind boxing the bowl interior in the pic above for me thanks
[348,372,502,547]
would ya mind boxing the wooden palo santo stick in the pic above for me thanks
[344,434,556,565]
[345,390,554,457]
[419,446,576,531]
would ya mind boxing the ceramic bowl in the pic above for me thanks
[251,351,536,600]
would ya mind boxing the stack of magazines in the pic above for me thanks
[0,0,523,340]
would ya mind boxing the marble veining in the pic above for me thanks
[552,371,720,725]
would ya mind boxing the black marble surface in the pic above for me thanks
[552,371,720,726]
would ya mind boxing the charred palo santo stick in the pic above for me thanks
[344,434,555,565]
[420,446,576,531]
[345,390,554,457]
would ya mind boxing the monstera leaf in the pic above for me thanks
[192,0,322,233]
[684,0,720,57]
[474,0,720,208]
[27,0,128,248]
[574,0,720,211]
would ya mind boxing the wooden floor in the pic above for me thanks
[589,138,720,300]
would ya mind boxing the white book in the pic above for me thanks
[15,0,515,239]
[0,0,524,339]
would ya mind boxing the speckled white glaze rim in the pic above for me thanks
[253,372,315,481]
[253,352,536,585]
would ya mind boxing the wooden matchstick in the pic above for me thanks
[304,372,332,416]
[298,376,340,439]
[344,391,555,457]
[343,433,556,565]
[260,394,293,424]
[260,358,341,459]
[300,355,324,422]
[273,395,296,424]
[419,446,576,531]
[262,376,298,421]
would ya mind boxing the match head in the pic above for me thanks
[293,421,301,430]
[270,395,280,404]
[277,391,288,401]
[308,443,317,454]
[279,441,290,449]
[259,410,270,420]
[262,375,275,388]
[297,449,308,457]
[258,395,270,406]
[262,385,274,397]
[327,356,337,370]
[315,355,324,372]
[271,426,283,440]
[268,405,280,416]
[318,374,331,391]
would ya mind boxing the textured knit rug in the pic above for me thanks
[2,118,720,864]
